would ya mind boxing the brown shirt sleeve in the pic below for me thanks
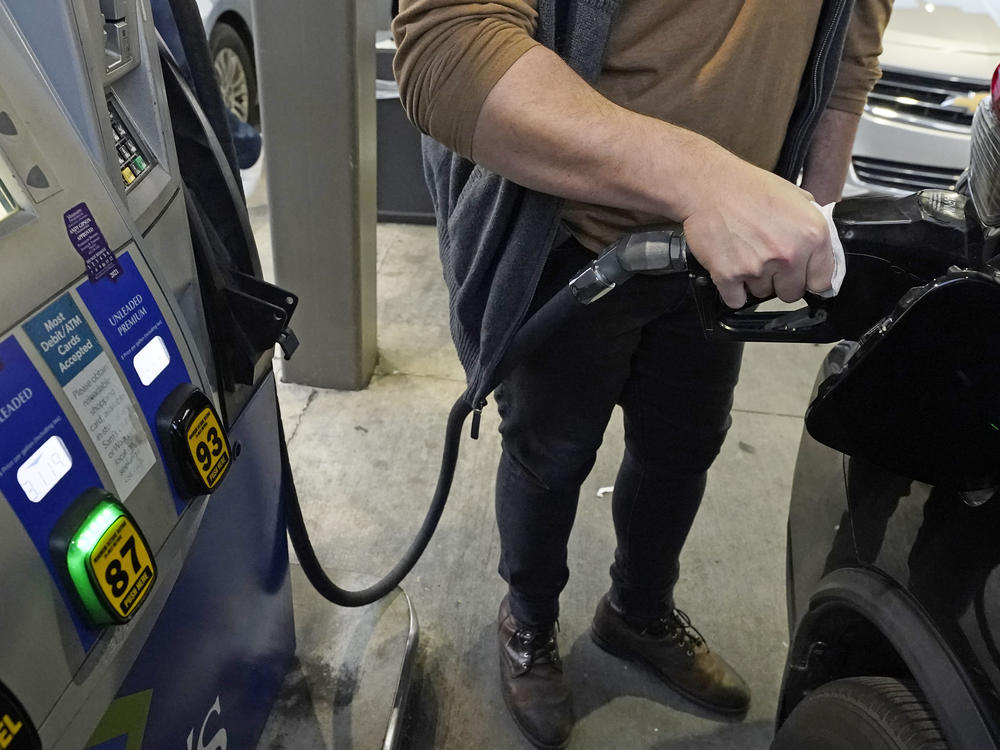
[827,0,893,115]
[392,0,541,159]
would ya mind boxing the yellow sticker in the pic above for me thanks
[185,407,231,490]
[89,516,156,618]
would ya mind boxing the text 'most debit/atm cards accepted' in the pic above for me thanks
[22,294,155,500]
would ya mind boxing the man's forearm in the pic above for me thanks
[472,46,727,222]
[800,108,862,205]
[472,44,836,307]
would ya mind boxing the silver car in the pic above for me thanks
[196,0,258,127]
[845,0,998,195]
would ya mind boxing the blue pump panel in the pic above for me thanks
[84,380,295,749]
[0,335,103,648]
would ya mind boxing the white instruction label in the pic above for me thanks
[64,351,154,499]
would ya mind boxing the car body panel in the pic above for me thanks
[785,346,1000,745]
[786,353,861,635]
[195,0,252,34]
[846,469,1000,725]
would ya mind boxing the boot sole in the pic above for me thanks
[498,653,572,750]
[590,626,750,717]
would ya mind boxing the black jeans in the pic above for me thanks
[494,240,744,628]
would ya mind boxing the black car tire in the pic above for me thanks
[771,677,948,750]
[208,21,258,127]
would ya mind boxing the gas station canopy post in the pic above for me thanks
[253,0,378,390]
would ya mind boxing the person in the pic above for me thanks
[392,1,892,747]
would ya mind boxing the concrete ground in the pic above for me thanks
[247,176,833,749]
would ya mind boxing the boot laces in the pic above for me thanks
[513,623,562,669]
[645,609,706,656]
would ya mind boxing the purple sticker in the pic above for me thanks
[64,202,123,283]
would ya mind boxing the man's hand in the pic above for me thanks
[683,107,860,309]
[681,155,834,308]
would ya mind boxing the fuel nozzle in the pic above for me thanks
[569,227,689,304]
[566,187,986,345]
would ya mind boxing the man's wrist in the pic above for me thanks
[801,108,861,204]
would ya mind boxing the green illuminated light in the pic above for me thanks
[74,506,118,553]
[66,500,125,625]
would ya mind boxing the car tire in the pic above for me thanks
[771,677,947,750]
[208,21,258,127]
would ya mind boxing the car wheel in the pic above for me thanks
[771,677,947,750]
[209,21,258,127]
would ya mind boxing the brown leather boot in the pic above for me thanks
[591,594,751,715]
[497,596,574,749]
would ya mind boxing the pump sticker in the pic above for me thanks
[89,515,155,619]
[64,203,122,284]
[186,407,230,490]
[23,295,155,500]
[0,336,102,648]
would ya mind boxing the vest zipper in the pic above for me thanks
[782,0,852,177]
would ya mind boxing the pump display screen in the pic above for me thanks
[16,435,72,503]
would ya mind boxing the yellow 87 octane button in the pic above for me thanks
[89,514,156,619]
[157,384,232,498]
[50,489,157,627]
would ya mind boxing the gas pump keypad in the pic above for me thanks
[107,98,151,190]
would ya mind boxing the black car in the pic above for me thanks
[774,336,999,750]
[768,66,1000,750]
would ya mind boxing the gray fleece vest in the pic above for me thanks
[422,0,856,407]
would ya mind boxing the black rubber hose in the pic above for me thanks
[279,284,583,607]
[281,396,471,607]
[166,0,241,184]
[490,286,580,389]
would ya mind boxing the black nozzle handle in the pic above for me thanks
[569,225,844,343]
[687,259,843,343]
[687,256,840,343]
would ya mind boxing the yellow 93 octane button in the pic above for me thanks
[185,406,230,490]
[157,384,232,498]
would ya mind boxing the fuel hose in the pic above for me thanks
[280,285,583,607]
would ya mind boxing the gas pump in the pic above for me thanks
[4,0,215,382]
[0,0,295,747]
[5,1,991,748]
